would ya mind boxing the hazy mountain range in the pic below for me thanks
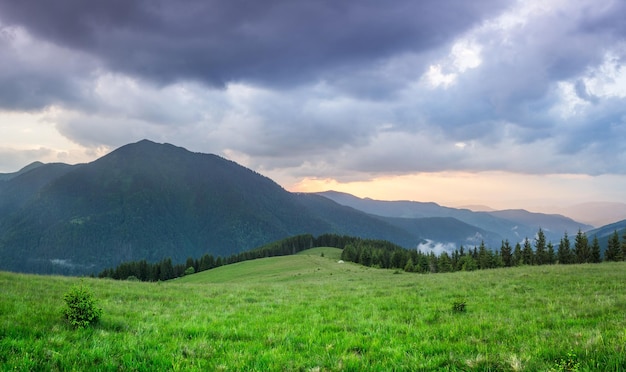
[0,140,620,275]
[317,191,594,245]
[459,202,626,228]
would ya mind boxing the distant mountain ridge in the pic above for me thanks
[0,161,45,181]
[316,191,593,246]
[583,219,626,252]
[0,140,610,276]
[0,140,421,275]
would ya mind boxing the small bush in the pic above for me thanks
[63,284,102,328]
[553,351,580,372]
[184,266,195,276]
[452,301,466,313]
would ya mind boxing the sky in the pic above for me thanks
[1,0,625,211]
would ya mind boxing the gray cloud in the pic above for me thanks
[0,25,93,110]
[0,0,510,89]
[0,0,625,181]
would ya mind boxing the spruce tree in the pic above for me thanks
[477,241,490,269]
[605,231,622,261]
[534,228,547,265]
[546,242,556,264]
[341,244,357,262]
[360,246,373,267]
[492,250,504,268]
[574,229,589,263]
[501,240,513,267]
[590,235,601,263]
[416,254,429,273]
[522,238,534,265]
[557,232,572,264]
[513,242,522,266]
[460,255,477,271]
[452,248,462,271]
[438,252,453,272]
[427,252,438,273]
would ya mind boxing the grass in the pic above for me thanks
[1,248,625,371]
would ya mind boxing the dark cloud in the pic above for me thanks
[1,0,626,181]
[0,24,97,111]
[0,72,78,110]
[0,0,510,88]
[579,0,626,38]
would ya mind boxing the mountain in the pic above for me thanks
[0,140,422,275]
[0,162,77,216]
[487,209,592,236]
[316,191,592,245]
[375,216,502,252]
[0,161,45,181]
[457,204,496,212]
[583,219,626,253]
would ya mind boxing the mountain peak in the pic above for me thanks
[0,161,46,181]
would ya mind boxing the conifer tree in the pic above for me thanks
[341,244,357,262]
[416,254,430,273]
[501,240,513,267]
[438,252,453,272]
[492,250,504,268]
[605,230,622,261]
[477,241,491,269]
[546,242,556,264]
[427,252,438,273]
[451,250,460,271]
[512,242,522,266]
[460,255,477,271]
[390,250,404,269]
[522,238,534,265]
[574,229,589,263]
[590,235,601,263]
[359,246,373,267]
[557,232,572,264]
[534,228,547,265]
[158,258,174,281]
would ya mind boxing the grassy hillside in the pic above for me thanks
[1,251,626,371]
[177,247,344,284]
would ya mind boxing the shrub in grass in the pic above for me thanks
[184,266,195,276]
[553,351,580,372]
[63,284,102,328]
[452,300,466,313]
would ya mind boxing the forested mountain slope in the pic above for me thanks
[0,140,417,275]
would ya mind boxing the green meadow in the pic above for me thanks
[2,248,626,371]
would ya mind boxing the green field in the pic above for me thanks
[2,248,626,371]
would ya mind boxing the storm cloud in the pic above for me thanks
[0,0,508,88]
[0,0,625,190]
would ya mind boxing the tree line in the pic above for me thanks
[98,228,626,281]
[98,234,366,281]
[341,228,626,273]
